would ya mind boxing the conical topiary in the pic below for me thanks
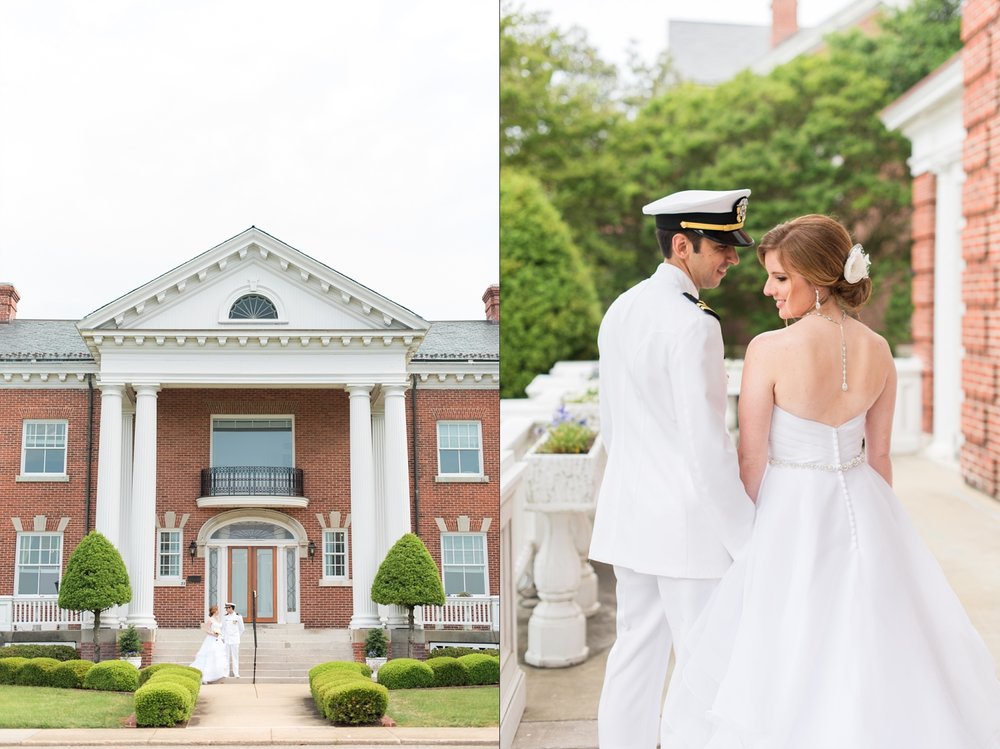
[58,531,132,662]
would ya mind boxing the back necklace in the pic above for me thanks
[805,309,848,391]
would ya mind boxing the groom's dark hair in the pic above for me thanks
[656,228,704,259]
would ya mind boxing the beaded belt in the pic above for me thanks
[767,453,866,472]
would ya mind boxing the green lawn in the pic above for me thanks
[387,686,499,727]
[0,685,134,728]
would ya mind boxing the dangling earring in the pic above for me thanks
[815,289,821,312]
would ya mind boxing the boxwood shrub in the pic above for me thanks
[14,657,62,687]
[50,659,95,689]
[0,644,78,661]
[139,662,201,687]
[375,658,434,690]
[83,659,140,692]
[135,681,191,727]
[425,656,469,687]
[429,646,499,659]
[457,653,500,685]
[0,657,29,685]
[309,660,387,726]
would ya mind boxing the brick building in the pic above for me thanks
[0,227,499,658]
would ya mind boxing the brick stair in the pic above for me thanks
[151,625,353,683]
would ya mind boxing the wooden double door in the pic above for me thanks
[227,546,277,623]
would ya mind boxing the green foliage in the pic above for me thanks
[375,658,435,690]
[535,406,597,454]
[364,628,388,658]
[117,625,141,657]
[58,531,131,662]
[134,681,190,727]
[428,646,500,659]
[138,662,201,687]
[82,659,139,692]
[500,170,602,397]
[0,658,28,685]
[425,656,469,687]
[0,684,135,728]
[385,686,500,727]
[457,653,500,686]
[309,659,388,725]
[371,534,445,613]
[0,644,78,661]
[50,660,94,689]
[13,657,61,687]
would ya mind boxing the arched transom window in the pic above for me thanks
[229,294,278,320]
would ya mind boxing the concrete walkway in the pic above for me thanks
[0,683,499,747]
[511,455,1000,749]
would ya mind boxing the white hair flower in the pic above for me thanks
[843,243,871,284]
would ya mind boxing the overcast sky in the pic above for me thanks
[516,0,866,73]
[0,1,498,322]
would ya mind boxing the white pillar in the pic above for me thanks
[94,384,124,549]
[383,383,413,627]
[371,403,390,623]
[118,405,135,626]
[127,384,159,629]
[348,384,380,629]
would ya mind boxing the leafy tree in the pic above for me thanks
[500,170,602,398]
[370,533,445,658]
[57,531,131,663]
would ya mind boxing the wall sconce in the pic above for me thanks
[307,540,316,558]
[188,541,197,558]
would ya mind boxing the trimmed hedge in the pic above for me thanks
[50,659,95,689]
[425,656,469,687]
[83,659,140,692]
[458,653,500,685]
[429,646,499,659]
[14,657,61,687]
[309,660,387,726]
[0,657,29,685]
[375,658,434,690]
[0,644,78,661]
[135,664,203,727]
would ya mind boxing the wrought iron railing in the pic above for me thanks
[201,466,304,497]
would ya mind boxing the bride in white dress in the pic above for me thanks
[661,214,1000,748]
[189,604,228,684]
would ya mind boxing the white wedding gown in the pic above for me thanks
[662,405,1000,749]
[189,618,228,684]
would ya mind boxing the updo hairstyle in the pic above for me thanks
[757,214,872,312]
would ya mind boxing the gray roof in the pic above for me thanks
[668,20,772,86]
[0,320,94,362]
[413,321,499,361]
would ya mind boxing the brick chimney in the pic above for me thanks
[771,0,798,48]
[0,283,19,324]
[482,284,499,323]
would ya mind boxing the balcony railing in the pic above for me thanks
[421,595,499,631]
[201,466,304,497]
[0,596,82,632]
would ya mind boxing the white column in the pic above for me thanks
[118,404,135,626]
[94,384,124,549]
[348,384,380,629]
[127,384,159,629]
[371,403,390,623]
[383,383,413,627]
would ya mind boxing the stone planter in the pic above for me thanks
[121,656,142,668]
[522,433,606,667]
[366,657,388,680]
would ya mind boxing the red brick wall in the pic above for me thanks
[411,388,500,597]
[911,171,936,434]
[960,0,1000,496]
[0,387,99,595]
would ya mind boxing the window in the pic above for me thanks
[436,421,482,476]
[211,417,293,468]
[15,533,62,596]
[229,294,278,320]
[22,420,67,475]
[441,533,487,595]
[158,530,182,580]
[323,529,348,579]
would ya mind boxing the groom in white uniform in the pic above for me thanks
[221,602,245,678]
[590,189,757,748]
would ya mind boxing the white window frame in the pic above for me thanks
[440,532,489,597]
[19,419,69,481]
[15,532,63,597]
[435,420,484,478]
[157,529,183,583]
[320,528,349,584]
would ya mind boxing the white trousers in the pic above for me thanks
[597,566,718,749]
[225,642,241,677]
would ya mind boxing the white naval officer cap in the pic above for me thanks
[642,188,754,247]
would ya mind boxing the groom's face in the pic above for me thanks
[686,236,740,290]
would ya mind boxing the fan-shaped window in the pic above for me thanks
[229,294,278,320]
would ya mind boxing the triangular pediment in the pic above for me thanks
[78,227,429,334]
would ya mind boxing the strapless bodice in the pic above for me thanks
[767,405,865,467]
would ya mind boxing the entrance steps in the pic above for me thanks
[151,625,353,683]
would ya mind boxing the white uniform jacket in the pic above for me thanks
[589,263,754,578]
[221,613,245,645]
